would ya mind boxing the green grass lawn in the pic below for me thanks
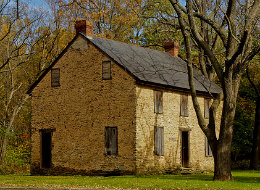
[0,170,259,190]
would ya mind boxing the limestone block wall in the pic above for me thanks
[135,85,222,174]
[31,35,136,175]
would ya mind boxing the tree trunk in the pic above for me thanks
[214,138,233,180]
[214,150,232,180]
[250,96,260,170]
[0,131,9,165]
[213,107,234,181]
[213,74,239,181]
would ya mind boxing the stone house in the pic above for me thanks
[27,20,222,175]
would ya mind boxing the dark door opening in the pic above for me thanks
[41,132,52,168]
[181,131,189,167]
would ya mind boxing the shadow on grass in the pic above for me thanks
[154,175,212,181]
[121,171,260,184]
[233,175,260,184]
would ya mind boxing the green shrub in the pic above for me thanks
[231,160,250,170]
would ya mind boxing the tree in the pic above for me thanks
[45,0,143,43]
[0,1,36,165]
[169,0,260,180]
[247,58,260,169]
[0,0,71,168]
[232,69,255,167]
[139,0,181,48]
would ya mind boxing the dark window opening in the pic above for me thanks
[41,132,52,168]
[154,90,163,114]
[154,126,164,156]
[105,127,118,155]
[180,94,189,117]
[51,68,60,87]
[102,61,111,80]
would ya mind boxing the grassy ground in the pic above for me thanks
[0,170,259,190]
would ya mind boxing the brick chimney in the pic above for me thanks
[164,42,180,57]
[75,20,94,37]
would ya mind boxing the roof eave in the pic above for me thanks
[26,33,82,95]
[136,80,221,97]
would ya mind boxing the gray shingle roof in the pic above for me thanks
[83,33,221,94]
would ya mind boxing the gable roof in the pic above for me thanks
[27,33,221,95]
[85,33,221,94]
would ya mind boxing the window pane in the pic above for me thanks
[105,127,118,155]
[154,126,164,156]
[102,61,111,80]
[154,90,163,114]
[205,136,212,157]
[51,68,60,87]
[180,94,188,117]
[204,98,210,119]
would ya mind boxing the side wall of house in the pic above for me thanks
[135,85,222,174]
[30,35,137,175]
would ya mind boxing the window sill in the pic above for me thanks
[104,154,118,157]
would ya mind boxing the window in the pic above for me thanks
[205,136,213,157]
[154,126,164,156]
[180,94,188,117]
[204,98,210,119]
[51,68,60,87]
[105,127,118,155]
[154,90,163,113]
[102,61,111,80]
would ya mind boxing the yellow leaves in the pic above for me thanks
[52,0,142,42]
[1,24,9,34]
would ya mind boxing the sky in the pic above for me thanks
[21,0,49,9]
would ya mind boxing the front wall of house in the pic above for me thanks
[136,85,222,173]
[31,35,136,175]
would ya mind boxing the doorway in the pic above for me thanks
[41,131,52,168]
[181,131,189,167]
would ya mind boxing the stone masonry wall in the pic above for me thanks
[135,85,222,174]
[31,35,137,175]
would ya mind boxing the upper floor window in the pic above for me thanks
[180,94,188,117]
[105,127,118,155]
[154,126,164,156]
[154,90,163,114]
[51,68,60,87]
[204,98,210,119]
[102,61,111,80]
